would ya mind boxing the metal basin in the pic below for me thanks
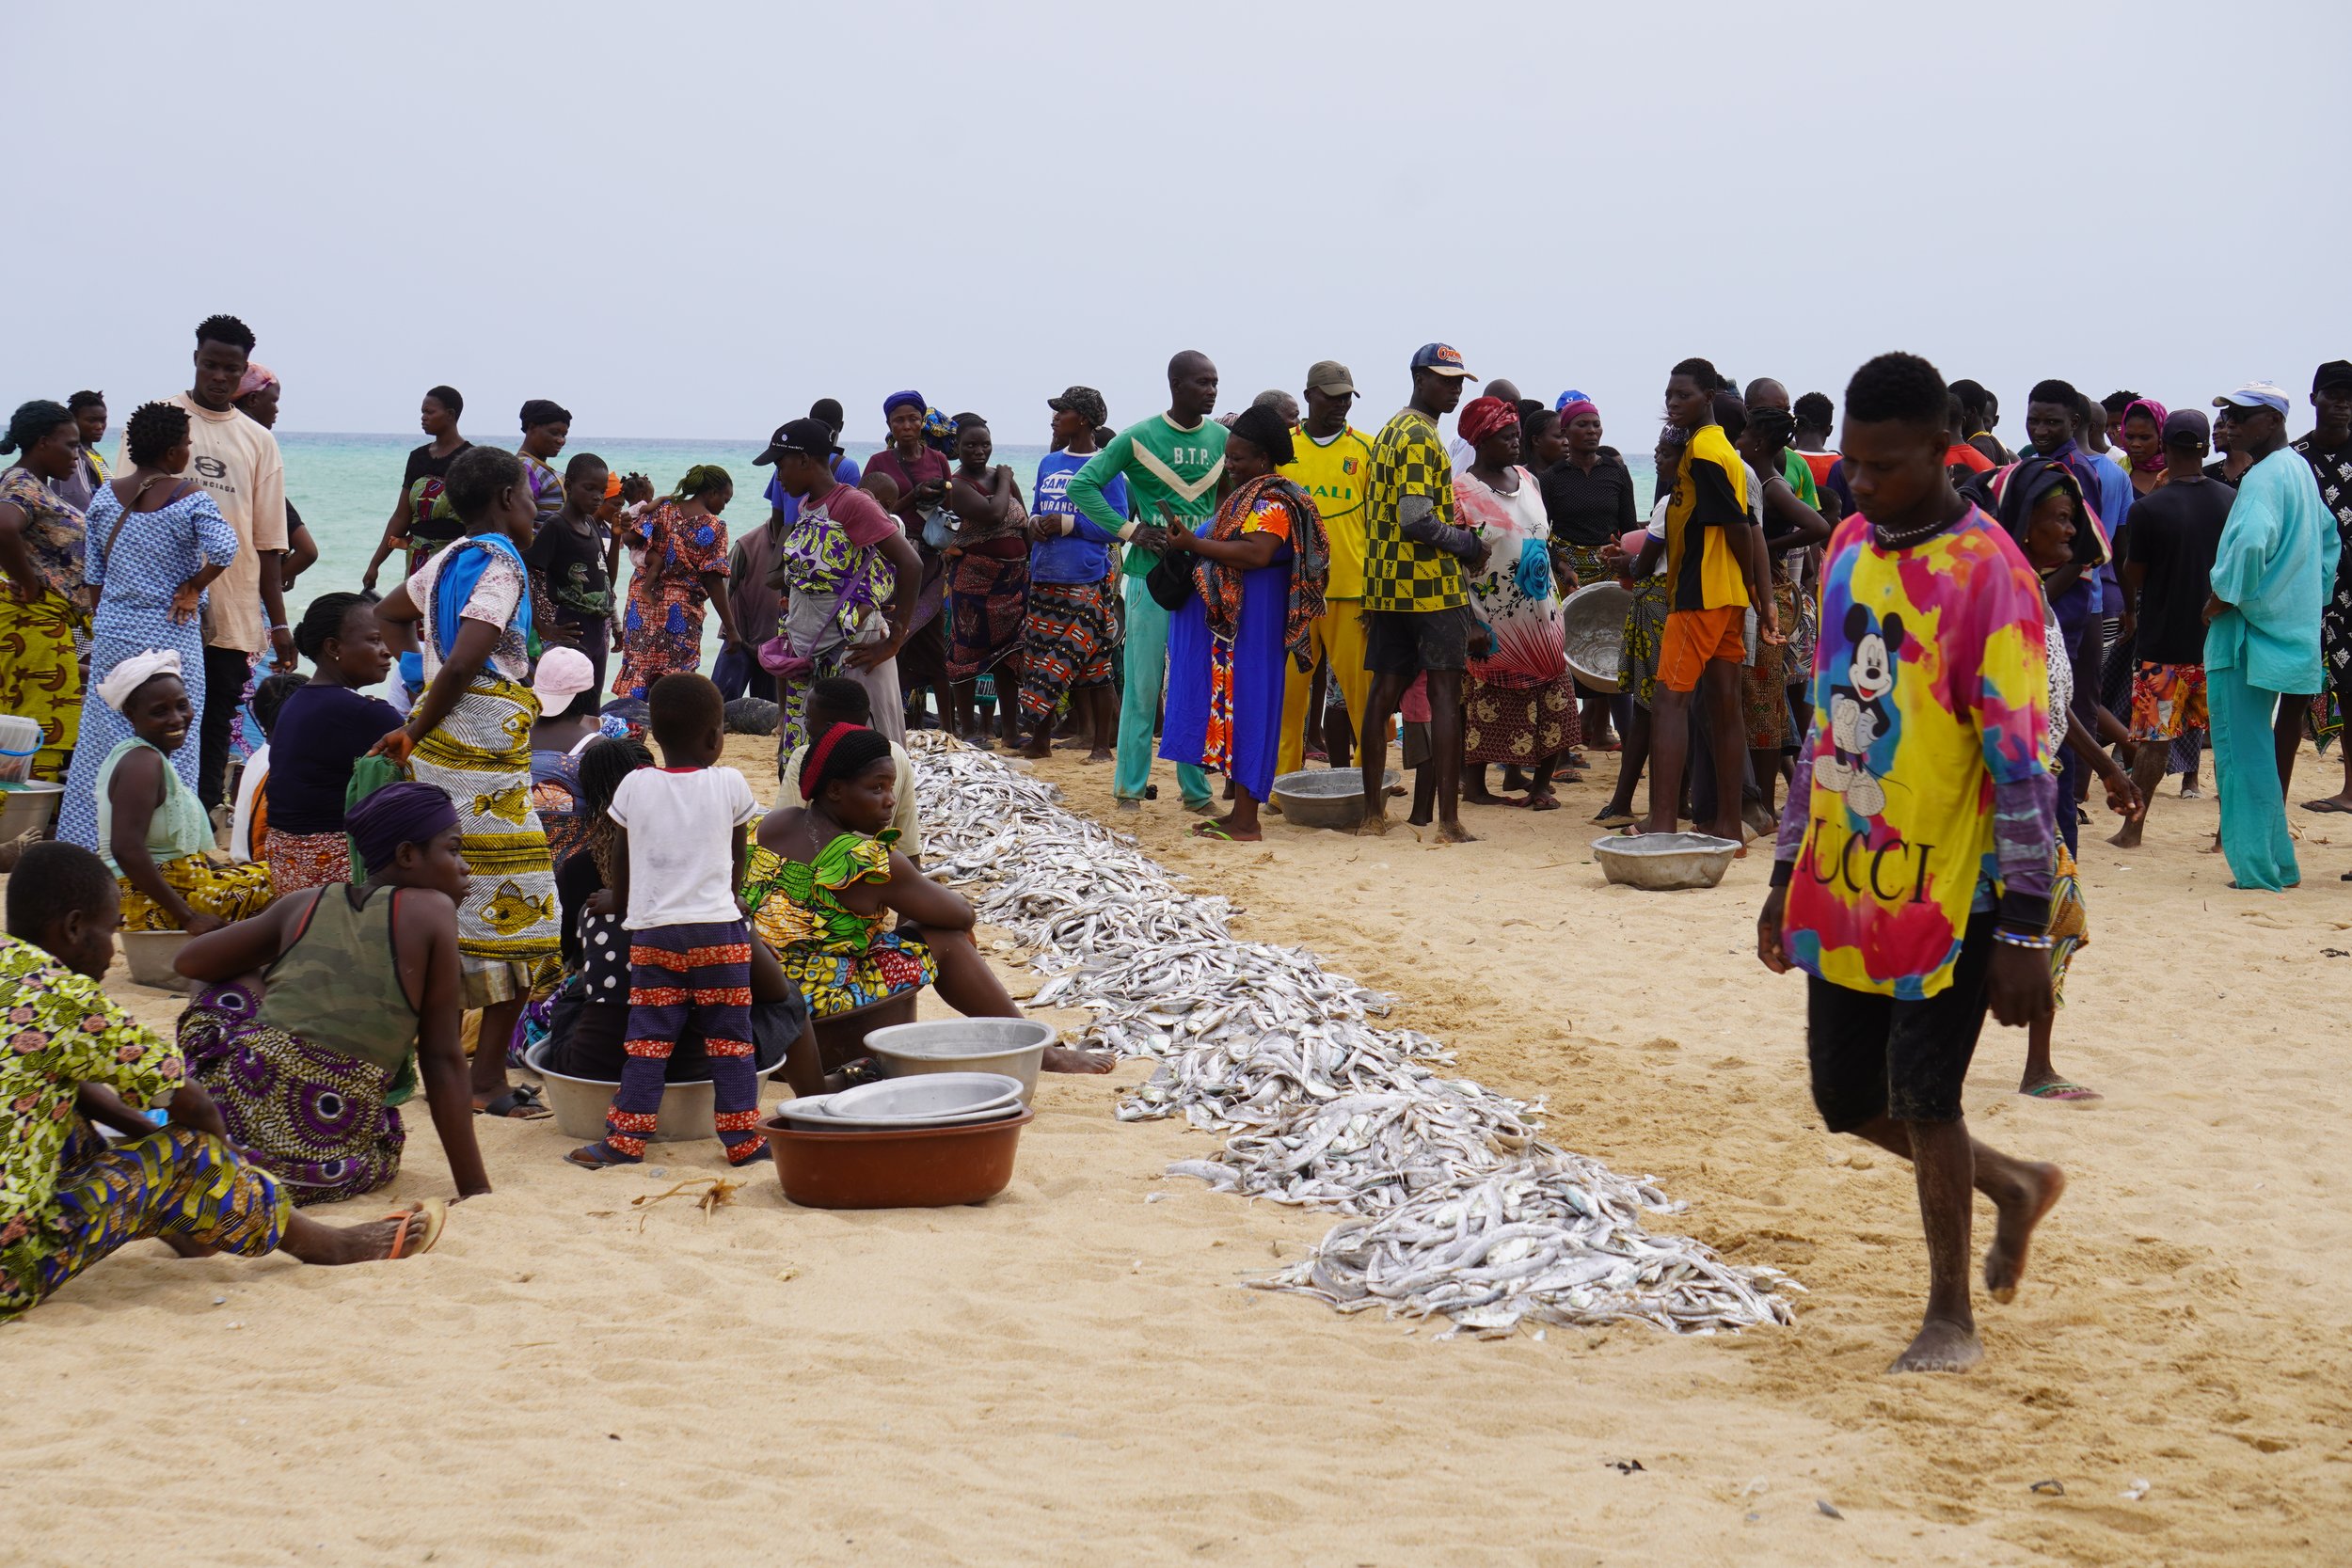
[1268,768,1403,832]
[524,1039,789,1143]
[0,782,63,841]
[865,1018,1052,1099]
[825,1071,1025,1122]
[1591,832,1740,891]
[119,930,193,991]
[1562,581,1632,694]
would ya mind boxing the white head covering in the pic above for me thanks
[96,649,183,712]
[530,645,596,712]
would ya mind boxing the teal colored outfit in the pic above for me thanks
[1069,415,1227,807]
[2204,448,2341,891]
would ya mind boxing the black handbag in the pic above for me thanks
[1144,546,1195,611]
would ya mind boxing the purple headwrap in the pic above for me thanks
[1557,397,1599,426]
[883,389,926,419]
[2122,398,2170,473]
[346,782,458,876]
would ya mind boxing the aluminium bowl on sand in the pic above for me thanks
[1590,832,1741,891]
[864,1019,1054,1100]
[1269,768,1405,832]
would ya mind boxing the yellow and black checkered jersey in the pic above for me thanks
[1362,408,1469,613]
[1664,424,1752,612]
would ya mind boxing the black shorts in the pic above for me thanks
[1366,605,1472,676]
[1804,912,1995,1132]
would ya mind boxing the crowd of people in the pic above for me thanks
[3,311,2347,1375]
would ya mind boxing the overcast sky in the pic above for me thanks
[18,2,2344,450]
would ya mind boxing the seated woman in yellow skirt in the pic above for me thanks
[743,722,1109,1074]
[91,650,273,933]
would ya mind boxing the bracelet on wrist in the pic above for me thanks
[1991,927,2055,951]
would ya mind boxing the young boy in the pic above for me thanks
[1756,351,2065,1375]
[567,673,763,1169]
[228,671,310,863]
[1,842,438,1318]
[524,452,617,694]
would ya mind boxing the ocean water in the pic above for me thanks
[281,431,1048,666]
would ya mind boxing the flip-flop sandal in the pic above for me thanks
[2302,799,2352,814]
[1527,794,1562,813]
[383,1199,447,1260]
[1592,811,1635,829]
[564,1140,643,1170]
[2020,1081,2103,1102]
[1192,821,1250,842]
[475,1084,551,1120]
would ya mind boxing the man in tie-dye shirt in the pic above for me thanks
[1756,352,2066,1378]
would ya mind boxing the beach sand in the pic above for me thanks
[7,736,2347,1566]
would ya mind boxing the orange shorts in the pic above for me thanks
[1657,606,1745,692]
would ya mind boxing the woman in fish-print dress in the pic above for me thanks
[611,465,744,701]
[0,403,93,782]
[58,402,239,849]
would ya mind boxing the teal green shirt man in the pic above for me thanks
[1068,413,1228,577]
[1073,351,1226,808]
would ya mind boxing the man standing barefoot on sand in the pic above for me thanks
[1629,358,1772,845]
[1757,352,2065,1375]
[1358,343,1489,843]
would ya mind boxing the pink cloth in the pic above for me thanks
[1400,673,1432,724]
[821,483,899,548]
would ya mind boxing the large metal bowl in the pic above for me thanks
[865,1019,1053,1099]
[1268,768,1403,832]
[523,1039,791,1144]
[0,782,63,841]
[1591,832,1741,891]
[1562,581,1633,694]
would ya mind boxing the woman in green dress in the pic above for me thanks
[744,723,1110,1074]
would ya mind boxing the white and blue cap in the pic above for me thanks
[2211,380,2291,417]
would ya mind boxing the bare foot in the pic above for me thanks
[1043,1045,1114,1074]
[1434,819,1478,844]
[1888,1316,1983,1374]
[1983,1161,2066,1303]
[2107,822,2143,848]
[1017,741,1052,760]
[1358,810,1391,837]
[1084,749,1113,764]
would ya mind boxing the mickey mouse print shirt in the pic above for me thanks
[1777,507,2053,1000]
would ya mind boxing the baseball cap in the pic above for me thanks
[1305,360,1357,397]
[1408,342,1478,381]
[2161,408,2210,450]
[2313,360,2352,395]
[753,417,844,466]
[2211,381,2291,417]
[530,645,596,711]
[1046,385,1107,429]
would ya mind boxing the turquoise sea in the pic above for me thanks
[281,432,1050,666]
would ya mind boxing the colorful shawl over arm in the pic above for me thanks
[1191,474,1330,671]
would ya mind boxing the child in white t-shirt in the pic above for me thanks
[566,673,762,1169]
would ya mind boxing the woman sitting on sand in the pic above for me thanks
[1156,403,1329,844]
[744,723,1110,1074]
[263,592,405,892]
[93,652,275,933]
[173,784,492,1204]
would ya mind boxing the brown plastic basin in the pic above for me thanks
[757,1106,1034,1209]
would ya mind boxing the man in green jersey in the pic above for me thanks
[1070,350,1227,811]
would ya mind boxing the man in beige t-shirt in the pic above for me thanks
[119,314,291,807]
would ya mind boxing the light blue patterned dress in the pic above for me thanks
[56,484,239,849]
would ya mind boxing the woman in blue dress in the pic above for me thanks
[1157,404,1328,843]
[58,402,238,849]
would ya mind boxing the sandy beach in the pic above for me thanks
[6,736,2347,1567]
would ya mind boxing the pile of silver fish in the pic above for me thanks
[907,734,1796,1336]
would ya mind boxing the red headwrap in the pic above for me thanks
[799,721,858,800]
[1458,396,1518,448]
